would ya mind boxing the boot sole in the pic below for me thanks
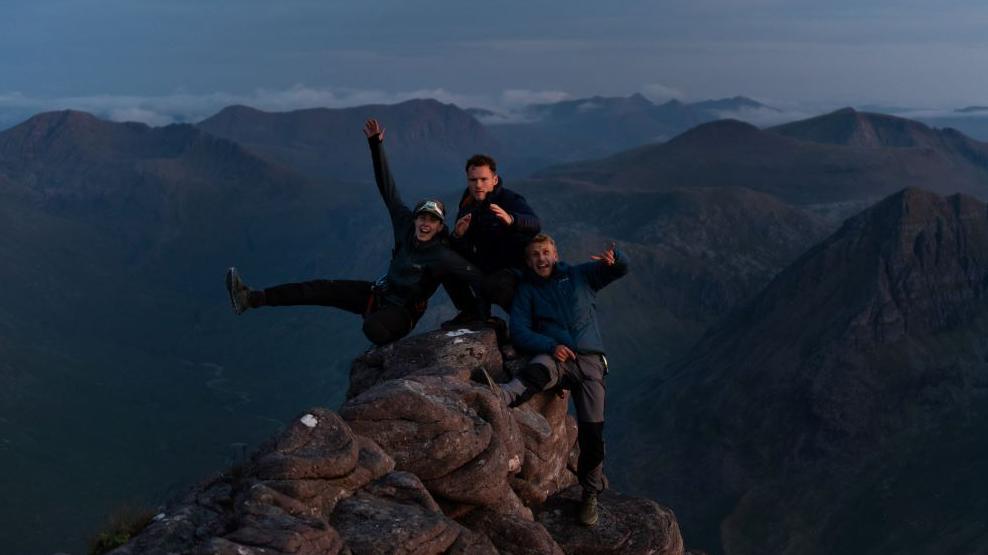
[226,267,245,315]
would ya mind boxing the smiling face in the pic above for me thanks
[466,164,498,201]
[414,213,444,242]
[526,238,558,278]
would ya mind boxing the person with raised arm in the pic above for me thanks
[487,233,629,527]
[225,119,485,345]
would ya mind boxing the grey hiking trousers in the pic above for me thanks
[502,352,607,494]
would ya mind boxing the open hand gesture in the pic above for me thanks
[591,241,617,266]
[363,118,385,141]
[489,203,514,226]
[453,213,472,238]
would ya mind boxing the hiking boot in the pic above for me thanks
[226,267,252,315]
[578,491,599,527]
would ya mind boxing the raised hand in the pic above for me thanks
[453,213,472,238]
[553,344,576,362]
[591,241,617,266]
[363,118,385,141]
[489,203,514,226]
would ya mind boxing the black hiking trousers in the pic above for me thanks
[444,268,519,316]
[263,279,420,346]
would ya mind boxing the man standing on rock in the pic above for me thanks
[443,153,541,323]
[225,118,485,345]
[491,233,628,527]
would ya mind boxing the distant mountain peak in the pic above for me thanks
[688,96,778,114]
[18,109,113,133]
[657,98,687,108]
[665,118,761,146]
[769,107,950,148]
[212,104,268,118]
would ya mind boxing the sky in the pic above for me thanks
[2,0,988,127]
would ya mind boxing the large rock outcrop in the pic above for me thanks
[111,326,685,554]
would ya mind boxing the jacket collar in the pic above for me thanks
[458,180,506,211]
[523,261,570,284]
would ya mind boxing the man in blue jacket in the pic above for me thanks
[493,233,629,527]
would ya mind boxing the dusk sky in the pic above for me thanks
[2,0,988,126]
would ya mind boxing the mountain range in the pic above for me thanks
[480,94,780,173]
[197,99,498,195]
[534,108,988,217]
[3,99,988,553]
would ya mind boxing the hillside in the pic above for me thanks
[617,188,988,554]
[534,112,988,212]
[198,99,499,193]
[0,110,391,554]
[483,94,778,173]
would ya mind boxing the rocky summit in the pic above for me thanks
[109,327,686,555]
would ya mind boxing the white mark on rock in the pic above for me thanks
[237,547,250,555]
[445,328,477,338]
[300,414,318,428]
[453,338,465,344]
[153,512,166,521]
[508,455,522,472]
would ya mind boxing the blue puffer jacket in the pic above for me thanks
[510,249,629,355]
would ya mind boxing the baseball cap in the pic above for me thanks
[414,199,446,220]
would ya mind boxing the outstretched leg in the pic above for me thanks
[262,279,373,314]
[226,266,373,316]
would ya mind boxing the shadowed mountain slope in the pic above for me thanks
[483,94,778,173]
[617,188,988,554]
[534,113,988,211]
[511,181,832,402]
[0,110,389,554]
[198,99,499,193]
[771,107,988,160]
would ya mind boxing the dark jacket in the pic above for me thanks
[509,250,629,355]
[368,137,484,308]
[450,183,541,274]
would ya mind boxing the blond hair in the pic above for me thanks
[526,233,556,253]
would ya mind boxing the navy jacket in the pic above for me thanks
[450,183,541,274]
[510,250,629,355]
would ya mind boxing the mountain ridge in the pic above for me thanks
[618,187,988,554]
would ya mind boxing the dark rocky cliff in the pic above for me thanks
[110,327,687,555]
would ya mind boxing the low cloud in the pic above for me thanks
[500,89,571,108]
[641,83,687,103]
[710,106,810,127]
[889,107,988,120]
